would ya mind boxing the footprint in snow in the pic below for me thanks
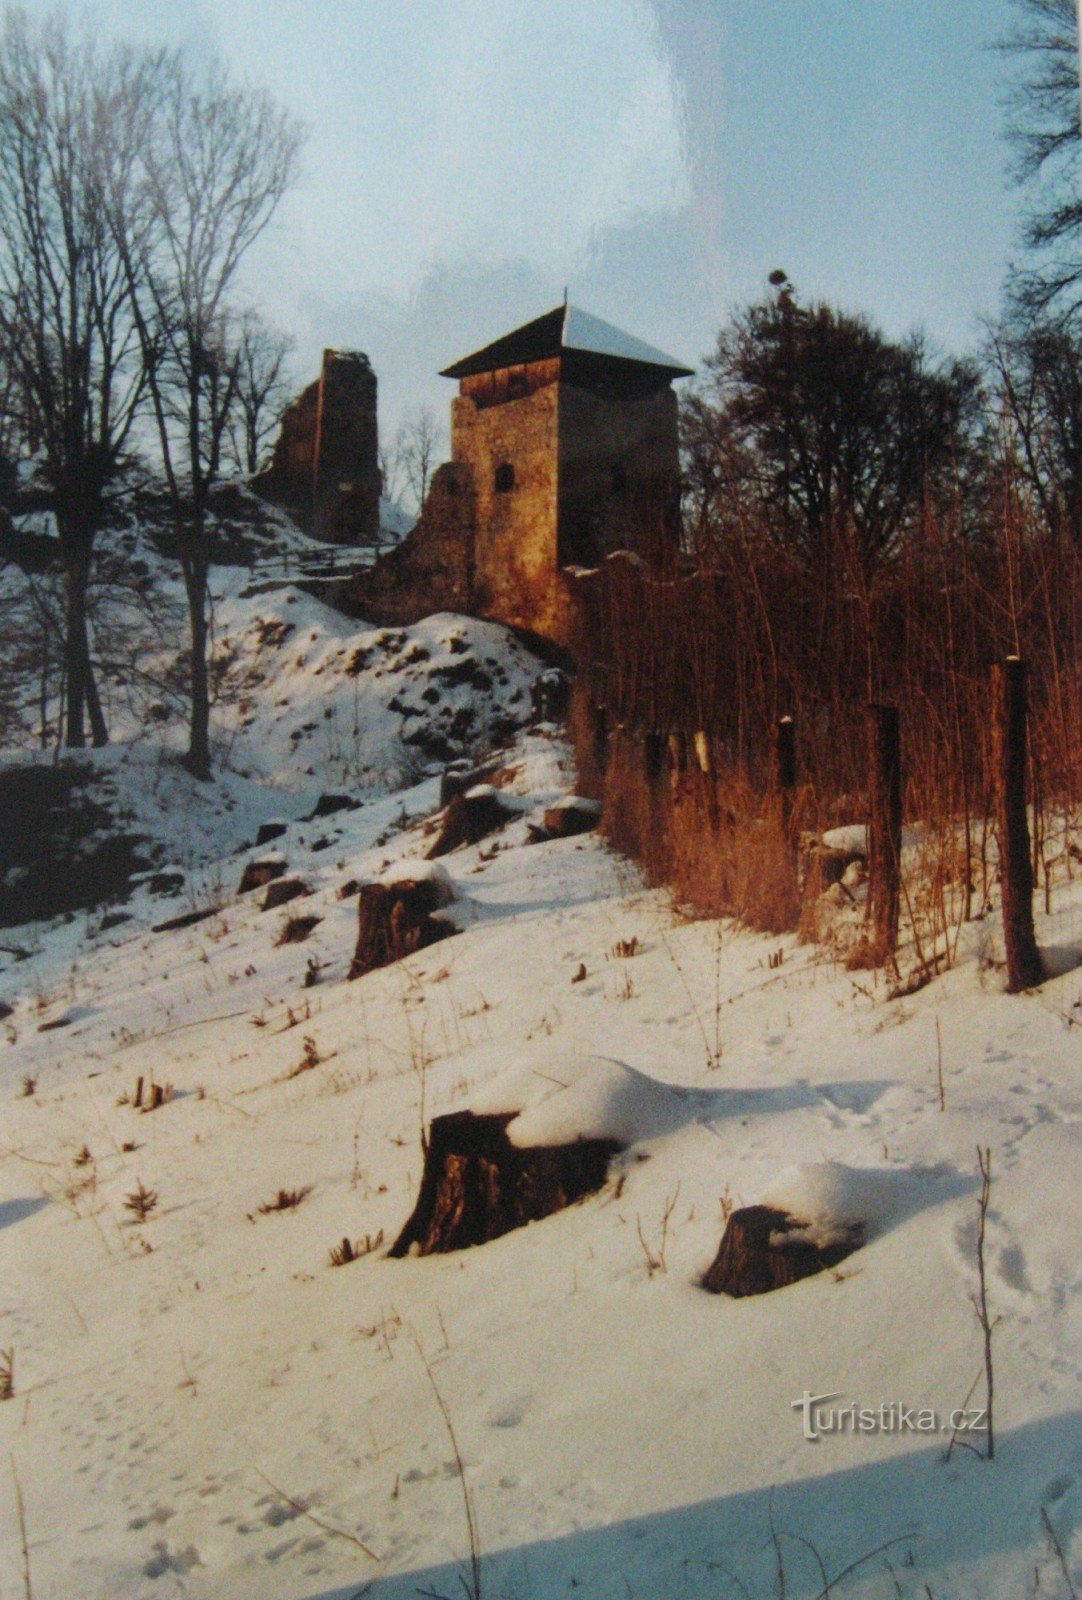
[142,1540,202,1578]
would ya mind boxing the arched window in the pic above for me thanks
[495,462,515,493]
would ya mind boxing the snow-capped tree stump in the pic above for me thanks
[427,787,513,857]
[349,876,455,978]
[308,793,360,819]
[255,820,288,846]
[261,876,309,911]
[541,797,601,839]
[238,857,286,894]
[702,1205,864,1297]
[389,1110,622,1257]
[798,837,865,893]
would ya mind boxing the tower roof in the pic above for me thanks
[440,304,694,380]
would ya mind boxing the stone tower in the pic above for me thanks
[255,349,381,545]
[349,305,691,642]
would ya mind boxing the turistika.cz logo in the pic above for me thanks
[791,1391,988,1442]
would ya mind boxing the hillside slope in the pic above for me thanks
[0,679,1079,1598]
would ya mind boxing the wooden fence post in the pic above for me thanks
[643,731,664,786]
[866,703,901,966]
[592,703,609,777]
[776,715,796,835]
[993,657,1044,992]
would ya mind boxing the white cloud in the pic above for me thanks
[195,0,690,298]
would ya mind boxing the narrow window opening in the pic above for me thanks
[495,462,515,493]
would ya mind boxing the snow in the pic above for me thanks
[378,858,455,901]
[470,1052,701,1148]
[0,528,1080,1598]
[759,1160,961,1245]
[562,304,692,373]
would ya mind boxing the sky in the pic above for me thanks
[83,0,1026,446]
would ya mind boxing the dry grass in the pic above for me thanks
[123,1180,158,1223]
[256,1187,311,1215]
[596,724,806,935]
[570,495,1080,973]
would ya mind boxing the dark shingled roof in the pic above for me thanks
[440,304,694,380]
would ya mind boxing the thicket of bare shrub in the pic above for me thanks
[570,492,1080,943]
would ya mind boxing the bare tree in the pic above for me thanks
[0,11,148,748]
[398,403,444,514]
[108,53,303,777]
[228,310,293,476]
[989,318,1082,540]
[999,0,1082,320]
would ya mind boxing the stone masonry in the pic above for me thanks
[347,305,691,644]
[255,349,381,545]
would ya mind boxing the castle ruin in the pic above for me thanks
[349,304,691,644]
[255,348,381,545]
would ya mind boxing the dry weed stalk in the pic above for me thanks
[974,1145,998,1461]
[123,1180,158,1223]
[329,1231,383,1267]
[413,1334,482,1600]
[636,1184,681,1277]
[257,1187,311,1215]
[10,1454,31,1600]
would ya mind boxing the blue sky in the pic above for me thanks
[87,0,1024,437]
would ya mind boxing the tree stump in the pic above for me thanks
[540,797,601,839]
[389,1111,622,1256]
[702,1205,864,1297]
[308,793,360,819]
[255,820,288,846]
[238,857,286,894]
[349,876,456,979]
[261,876,309,911]
[427,787,513,857]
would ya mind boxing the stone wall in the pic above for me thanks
[340,349,682,648]
[255,349,380,546]
[343,461,476,625]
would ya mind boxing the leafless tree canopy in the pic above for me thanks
[1000,0,1082,319]
[0,10,302,769]
[0,10,149,746]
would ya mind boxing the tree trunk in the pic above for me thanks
[993,658,1044,991]
[63,552,87,749]
[181,522,212,780]
[61,542,109,751]
[85,654,108,749]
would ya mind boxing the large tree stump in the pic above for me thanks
[540,797,601,839]
[349,875,455,978]
[238,857,286,895]
[427,787,513,857]
[389,1111,622,1256]
[261,876,309,911]
[994,658,1044,992]
[702,1205,864,1297]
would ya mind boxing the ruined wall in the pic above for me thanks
[255,349,380,546]
[342,461,476,625]
[451,370,562,638]
[557,376,681,570]
[337,348,682,647]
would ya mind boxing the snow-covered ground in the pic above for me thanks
[0,514,1079,1598]
[0,708,1079,1597]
